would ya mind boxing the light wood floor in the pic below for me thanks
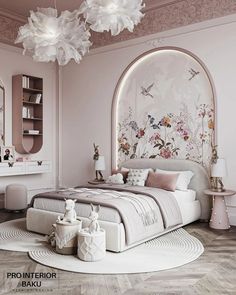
[0,209,236,295]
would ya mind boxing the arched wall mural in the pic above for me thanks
[112,47,216,173]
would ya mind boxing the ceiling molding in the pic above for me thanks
[0,0,235,51]
[0,8,26,23]
[143,0,184,12]
[0,17,20,46]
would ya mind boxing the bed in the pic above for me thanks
[26,158,211,252]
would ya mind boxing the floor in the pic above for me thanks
[0,210,236,295]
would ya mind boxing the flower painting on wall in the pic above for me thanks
[116,48,215,172]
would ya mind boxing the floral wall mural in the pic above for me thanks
[0,86,4,146]
[113,47,215,172]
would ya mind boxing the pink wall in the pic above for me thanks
[61,15,236,225]
[0,43,57,202]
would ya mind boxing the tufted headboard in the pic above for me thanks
[121,158,211,221]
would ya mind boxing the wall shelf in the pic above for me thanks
[23,133,43,136]
[23,87,43,93]
[12,74,43,154]
[23,101,42,106]
[0,161,51,177]
[23,118,43,121]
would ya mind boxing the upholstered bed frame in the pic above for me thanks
[27,158,210,252]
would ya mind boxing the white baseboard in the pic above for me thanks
[227,206,236,226]
[0,193,4,209]
[229,216,236,226]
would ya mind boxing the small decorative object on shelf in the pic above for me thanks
[204,189,235,230]
[23,129,40,135]
[29,93,42,103]
[93,143,105,182]
[77,204,106,261]
[0,146,15,163]
[46,199,81,255]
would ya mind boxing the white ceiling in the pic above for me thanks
[0,0,176,18]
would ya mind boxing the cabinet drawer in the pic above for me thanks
[26,161,51,174]
[0,163,25,176]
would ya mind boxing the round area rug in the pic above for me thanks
[0,218,48,252]
[0,218,204,274]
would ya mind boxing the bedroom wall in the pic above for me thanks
[0,43,57,205]
[61,15,236,225]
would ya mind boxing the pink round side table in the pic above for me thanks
[204,189,235,230]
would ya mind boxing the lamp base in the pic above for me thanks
[211,177,225,193]
[211,188,225,192]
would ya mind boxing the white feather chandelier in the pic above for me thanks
[15,1,145,65]
[15,8,91,66]
[79,0,145,36]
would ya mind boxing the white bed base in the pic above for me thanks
[27,200,201,252]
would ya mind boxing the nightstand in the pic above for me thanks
[88,180,105,185]
[204,189,235,230]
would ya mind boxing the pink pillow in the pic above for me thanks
[112,169,129,183]
[146,171,179,191]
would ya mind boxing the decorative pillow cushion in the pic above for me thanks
[146,171,179,191]
[112,169,129,183]
[126,169,150,186]
[155,168,194,191]
[106,173,124,184]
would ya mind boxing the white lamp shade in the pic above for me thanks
[211,158,227,177]
[95,156,105,171]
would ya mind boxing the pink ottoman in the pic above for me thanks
[5,184,28,211]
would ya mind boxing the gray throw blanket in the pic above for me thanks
[30,184,183,245]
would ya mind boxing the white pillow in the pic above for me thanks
[155,168,194,191]
[126,169,150,186]
[106,173,124,184]
[121,167,129,172]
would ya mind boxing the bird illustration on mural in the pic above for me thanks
[141,83,154,98]
[188,68,200,81]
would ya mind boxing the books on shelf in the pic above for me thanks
[23,130,40,135]
[29,93,42,103]
[22,106,28,118]
[22,76,29,88]
[22,106,34,119]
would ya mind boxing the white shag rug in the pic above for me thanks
[0,218,204,274]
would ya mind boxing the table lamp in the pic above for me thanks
[94,156,105,182]
[211,158,227,192]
